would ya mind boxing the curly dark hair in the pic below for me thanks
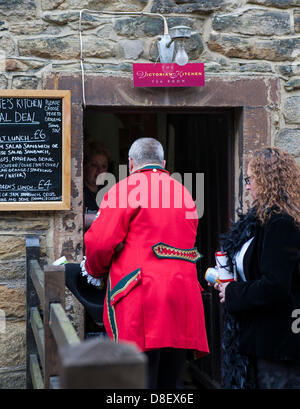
[248,147,300,226]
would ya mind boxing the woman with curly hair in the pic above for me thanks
[214,147,300,389]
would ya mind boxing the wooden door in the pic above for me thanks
[168,110,235,388]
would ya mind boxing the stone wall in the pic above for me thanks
[0,0,299,388]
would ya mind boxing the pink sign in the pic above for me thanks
[133,63,205,88]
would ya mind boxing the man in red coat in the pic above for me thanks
[83,137,209,388]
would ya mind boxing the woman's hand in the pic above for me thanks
[214,282,229,303]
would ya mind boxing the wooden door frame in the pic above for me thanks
[43,73,279,263]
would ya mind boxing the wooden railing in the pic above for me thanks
[25,235,146,389]
[26,235,80,388]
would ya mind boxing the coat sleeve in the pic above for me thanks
[225,216,300,314]
[83,184,139,279]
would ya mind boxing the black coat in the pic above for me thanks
[225,212,300,361]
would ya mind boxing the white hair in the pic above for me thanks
[128,138,164,167]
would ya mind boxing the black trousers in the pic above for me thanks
[144,348,186,389]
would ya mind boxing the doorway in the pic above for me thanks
[83,108,235,387]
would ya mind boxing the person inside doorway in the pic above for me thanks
[83,139,110,230]
[81,137,209,388]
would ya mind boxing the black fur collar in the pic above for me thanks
[219,207,258,266]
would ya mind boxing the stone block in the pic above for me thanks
[114,16,197,38]
[185,33,204,59]
[18,35,118,60]
[238,62,273,73]
[243,106,270,153]
[283,97,300,124]
[0,236,25,261]
[43,11,109,29]
[212,9,291,36]
[0,0,36,21]
[96,23,118,41]
[0,217,50,231]
[5,58,45,72]
[120,39,144,60]
[60,237,82,262]
[275,128,300,157]
[0,33,16,57]
[0,75,7,89]
[11,76,39,89]
[248,0,300,8]
[9,21,53,35]
[0,367,25,389]
[52,62,81,72]
[295,10,300,33]
[41,0,89,10]
[0,260,25,281]
[278,64,300,77]
[43,11,79,25]
[284,78,300,91]
[18,36,79,60]
[100,62,133,73]
[42,0,143,11]
[0,321,26,368]
[151,0,236,13]
[114,16,162,38]
[69,73,277,109]
[0,286,25,319]
[208,33,300,61]
[88,0,144,12]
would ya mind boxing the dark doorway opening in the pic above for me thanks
[83,108,235,388]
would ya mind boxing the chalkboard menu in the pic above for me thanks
[0,90,71,210]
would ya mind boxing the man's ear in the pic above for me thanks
[128,157,134,173]
[162,160,166,169]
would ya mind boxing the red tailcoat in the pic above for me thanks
[84,165,209,356]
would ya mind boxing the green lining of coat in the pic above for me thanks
[107,276,118,342]
[152,242,202,263]
[111,268,141,299]
[107,269,141,342]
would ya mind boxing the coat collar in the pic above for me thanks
[131,164,170,175]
